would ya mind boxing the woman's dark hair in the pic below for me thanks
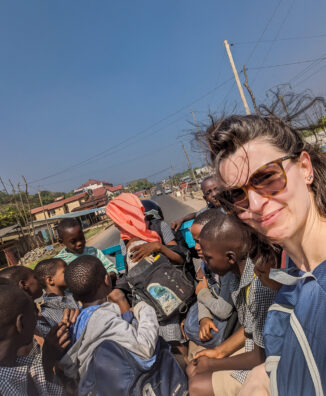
[196,92,326,217]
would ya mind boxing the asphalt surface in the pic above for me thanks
[91,194,196,251]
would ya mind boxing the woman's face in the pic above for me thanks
[218,138,313,244]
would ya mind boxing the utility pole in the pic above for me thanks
[182,144,200,191]
[38,191,54,245]
[224,40,251,115]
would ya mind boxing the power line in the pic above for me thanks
[289,52,326,84]
[246,56,326,70]
[27,75,234,186]
[232,33,326,45]
[293,62,326,87]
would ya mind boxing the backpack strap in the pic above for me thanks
[268,303,323,396]
[269,268,316,286]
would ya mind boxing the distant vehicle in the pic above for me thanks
[164,188,172,194]
[156,190,163,196]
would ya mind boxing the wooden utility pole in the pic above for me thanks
[182,144,200,191]
[22,176,37,243]
[224,40,251,115]
[38,191,54,245]
[243,65,260,115]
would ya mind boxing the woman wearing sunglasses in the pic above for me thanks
[202,114,326,396]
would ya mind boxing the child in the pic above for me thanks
[0,265,43,300]
[183,209,239,349]
[55,217,118,276]
[0,278,69,395]
[60,254,159,381]
[34,258,79,337]
[187,214,278,396]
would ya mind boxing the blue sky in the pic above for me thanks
[1,0,326,193]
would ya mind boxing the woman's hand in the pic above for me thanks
[199,318,218,341]
[130,242,161,262]
[195,277,208,295]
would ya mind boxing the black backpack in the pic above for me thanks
[126,254,195,322]
[79,337,188,396]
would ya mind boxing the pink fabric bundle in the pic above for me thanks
[106,193,162,243]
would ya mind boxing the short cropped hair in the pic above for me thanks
[57,217,81,240]
[0,266,33,286]
[0,278,31,339]
[34,258,65,289]
[193,208,224,227]
[64,255,106,302]
[200,175,216,191]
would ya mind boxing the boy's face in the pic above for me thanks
[202,179,220,206]
[62,225,86,254]
[52,260,67,288]
[24,271,43,300]
[190,223,204,259]
[200,239,232,276]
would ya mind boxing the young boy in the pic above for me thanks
[55,217,118,276]
[0,265,43,300]
[187,214,278,396]
[183,209,239,349]
[60,254,159,381]
[34,258,79,337]
[0,278,71,395]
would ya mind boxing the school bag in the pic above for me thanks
[263,262,326,396]
[79,336,188,396]
[126,254,195,322]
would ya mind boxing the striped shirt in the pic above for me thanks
[55,246,118,274]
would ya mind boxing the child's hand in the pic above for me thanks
[199,318,218,341]
[180,318,189,340]
[43,323,71,365]
[195,277,208,295]
[130,242,161,262]
[171,218,184,231]
[186,356,214,378]
[194,345,226,360]
[61,308,80,327]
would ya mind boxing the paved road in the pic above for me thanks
[91,194,197,251]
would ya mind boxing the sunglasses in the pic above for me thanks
[218,153,300,212]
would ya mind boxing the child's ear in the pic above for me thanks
[18,279,28,292]
[104,274,112,289]
[45,275,54,286]
[16,314,24,334]
[226,251,237,265]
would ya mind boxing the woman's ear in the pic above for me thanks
[299,151,314,185]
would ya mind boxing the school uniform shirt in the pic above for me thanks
[55,246,118,274]
[36,293,79,338]
[230,257,278,384]
[0,348,64,396]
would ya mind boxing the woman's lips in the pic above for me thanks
[255,208,284,227]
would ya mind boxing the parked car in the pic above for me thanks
[164,188,172,194]
[156,190,163,196]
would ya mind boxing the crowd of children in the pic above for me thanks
[1,111,325,396]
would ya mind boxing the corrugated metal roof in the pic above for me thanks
[0,224,19,238]
[32,207,106,224]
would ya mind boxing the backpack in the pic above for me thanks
[79,337,188,396]
[263,262,326,396]
[126,254,195,322]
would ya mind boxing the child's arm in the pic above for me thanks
[187,342,265,377]
[197,288,234,320]
[96,249,118,275]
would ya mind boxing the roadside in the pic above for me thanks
[171,191,206,212]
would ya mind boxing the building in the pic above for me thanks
[30,192,88,221]
[74,179,113,194]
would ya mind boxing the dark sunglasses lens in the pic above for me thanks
[221,188,249,209]
[251,162,286,195]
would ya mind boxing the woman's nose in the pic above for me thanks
[247,188,268,213]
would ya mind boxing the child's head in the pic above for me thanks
[34,258,67,294]
[191,208,223,259]
[0,278,37,349]
[57,218,85,254]
[65,255,111,304]
[201,176,220,206]
[0,266,43,300]
[199,213,251,276]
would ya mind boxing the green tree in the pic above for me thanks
[127,178,155,193]
[0,207,20,228]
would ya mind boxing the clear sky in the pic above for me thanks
[1,0,326,193]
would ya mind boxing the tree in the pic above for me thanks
[126,178,155,193]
